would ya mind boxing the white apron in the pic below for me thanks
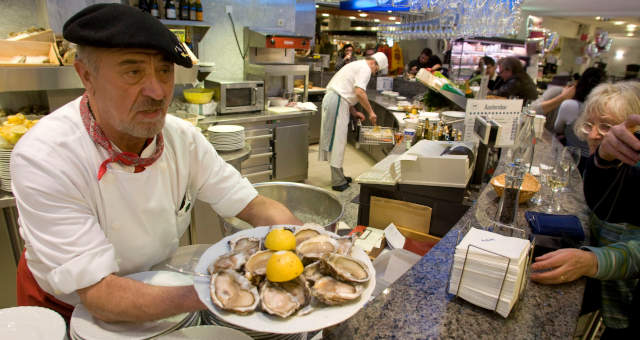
[319,91,351,168]
[97,156,190,276]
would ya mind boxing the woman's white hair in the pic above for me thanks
[574,81,640,139]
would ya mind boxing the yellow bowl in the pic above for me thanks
[183,88,214,104]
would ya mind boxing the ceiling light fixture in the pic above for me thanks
[315,5,319,8]
[595,16,601,20]
[349,16,356,20]
[359,13,368,17]
[374,18,380,22]
[321,13,329,17]
[627,33,634,37]
[388,10,392,13]
[389,16,396,20]
[395,21,401,25]
[615,50,624,60]
[613,21,625,25]
[627,24,637,31]
[355,27,363,31]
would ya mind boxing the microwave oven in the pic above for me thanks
[205,79,264,114]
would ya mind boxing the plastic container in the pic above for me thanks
[372,249,422,297]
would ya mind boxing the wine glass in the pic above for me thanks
[545,164,569,213]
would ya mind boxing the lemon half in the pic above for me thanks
[264,228,296,251]
[266,250,303,282]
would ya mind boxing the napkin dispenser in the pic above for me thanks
[391,140,475,188]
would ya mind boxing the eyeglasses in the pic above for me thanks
[581,121,612,136]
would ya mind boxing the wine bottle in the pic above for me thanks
[195,0,203,21]
[180,0,190,20]
[138,0,150,13]
[165,0,177,20]
[189,0,197,21]
[150,0,160,18]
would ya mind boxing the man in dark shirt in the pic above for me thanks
[408,48,442,75]
[489,56,538,103]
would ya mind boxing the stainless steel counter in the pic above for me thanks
[200,109,313,125]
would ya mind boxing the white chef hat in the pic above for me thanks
[371,52,388,73]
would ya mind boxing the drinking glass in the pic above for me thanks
[545,164,569,213]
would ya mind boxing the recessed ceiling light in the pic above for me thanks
[395,21,401,25]
[321,13,329,17]
[627,24,637,31]
[389,16,396,20]
[374,18,380,22]
[349,16,356,20]
[615,49,624,60]
[359,13,368,17]
[315,5,319,8]
[355,27,363,31]
[613,21,625,25]
[627,32,634,37]
[595,16,601,20]
[388,10,392,13]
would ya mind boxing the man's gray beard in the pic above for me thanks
[117,116,166,139]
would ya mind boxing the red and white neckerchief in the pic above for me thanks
[79,93,164,180]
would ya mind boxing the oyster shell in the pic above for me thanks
[229,236,260,256]
[296,235,338,264]
[260,277,310,318]
[310,276,363,305]
[244,250,274,285]
[208,252,248,274]
[302,261,325,284]
[294,226,324,245]
[321,253,371,283]
[210,270,260,314]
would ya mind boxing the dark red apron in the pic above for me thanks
[17,249,74,323]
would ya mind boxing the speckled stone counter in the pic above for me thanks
[324,132,589,340]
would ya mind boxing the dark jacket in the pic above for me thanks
[408,55,442,70]
[491,74,538,102]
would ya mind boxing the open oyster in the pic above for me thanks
[229,236,260,256]
[310,276,363,305]
[296,235,338,264]
[302,261,325,284]
[321,253,371,283]
[210,270,260,314]
[260,277,310,318]
[208,252,248,274]
[244,250,274,285]
[294,225,324,245]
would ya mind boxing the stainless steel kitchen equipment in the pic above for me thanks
[223,182,344,234]
[204,79,264,114]
[243,27,311,108]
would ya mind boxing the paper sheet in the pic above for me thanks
[384,223,406,249]
[463,99,523,147]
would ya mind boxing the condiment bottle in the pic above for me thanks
[165,0,177,19]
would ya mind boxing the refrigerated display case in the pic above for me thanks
[450,37,527,82]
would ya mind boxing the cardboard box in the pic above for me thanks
[369,196,441,253]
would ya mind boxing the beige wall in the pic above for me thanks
[597,37,640,77]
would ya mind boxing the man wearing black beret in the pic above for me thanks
[12,3,301,323]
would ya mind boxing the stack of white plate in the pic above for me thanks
[0,147,13,192]
[70,271,199,340]
[0,306,66,340]
[201,311,305,340]
[448,228,530,318]
[207,125,245,152]
[156,325,252,339]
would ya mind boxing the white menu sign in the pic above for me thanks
[463,99,523,147]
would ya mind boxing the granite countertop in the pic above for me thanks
[325,132,589,340]
[199,109,314,126]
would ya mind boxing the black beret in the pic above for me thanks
[63,3,192,68]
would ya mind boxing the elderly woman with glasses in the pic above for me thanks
[531,81,640,338]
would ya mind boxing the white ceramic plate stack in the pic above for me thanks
[70,271,199,340]
[448,228,531,318]
[0,306,67,340]
[0,147,12,192]
[156,325,253,340]
[207,125,245,152]
[201,311,304,340]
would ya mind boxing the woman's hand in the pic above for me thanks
[530,248,598,284]
[597,114,640,165]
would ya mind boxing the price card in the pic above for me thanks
[463,99,523,147]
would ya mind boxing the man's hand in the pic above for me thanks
[530,248,598,285]
[369,113,377,125]
[597,114,640,165]
[350,110,365,122]
[560,84,576,100]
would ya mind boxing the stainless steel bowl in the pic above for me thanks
[223,182,344,234]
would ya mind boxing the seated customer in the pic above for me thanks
[553,67,605,169]
[335,44,355,71]
[408,48,442,75]
[489,57,538,103]
[469,56,499,89]
[531,81,640,339]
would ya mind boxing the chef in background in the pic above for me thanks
[13,3,300,324]
[319,52,388,192]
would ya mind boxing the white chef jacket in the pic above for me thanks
[11,96,258,305]
[326,60,372,106]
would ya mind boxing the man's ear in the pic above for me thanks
[74,60,94,93]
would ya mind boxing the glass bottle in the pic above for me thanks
[165,0,177,20]
[511,108,537,173]
[150,0,160,18]
[189,0,197,21]
[180,0,190,20]
[195,0,203,21]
